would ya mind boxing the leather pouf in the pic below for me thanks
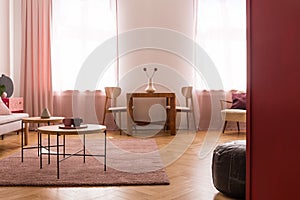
[212,140,246,199]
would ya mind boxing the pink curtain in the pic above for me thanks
[196,90,246,131]
[20,0,53,117]
[52,89,246,131]
[53,90,118,130]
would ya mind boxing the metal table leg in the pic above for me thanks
[57,132,60,179]
[21,121,24,162]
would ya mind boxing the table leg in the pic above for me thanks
[37,133,40,156]
[63,135,66,158]
[47,121,51,162]
[165,98,170,131]
[126,95,134,135]
[57,133,60,179]
[48,134,50,164]
[104,129,106,171]
[40,132,43,169]
[83,133,86,163]
[169,96,176,135]
[24,122,29,145]
[21,121,24,162]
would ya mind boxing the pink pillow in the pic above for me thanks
[0,98,11,115]
[231,93,246,110]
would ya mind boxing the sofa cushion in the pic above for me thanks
[231,93,246,110]
[0,98,11,115]
[0,113,29,125]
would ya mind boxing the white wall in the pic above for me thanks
[11,0,22,97]
[4,0,197,106]
[118,0,194,35]
[0,0,22,97]
[117,0,197,128]
[117,0,196,94]
[0,0,10,76]
[118,0,195,83]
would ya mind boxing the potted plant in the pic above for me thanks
[0,85,6,98]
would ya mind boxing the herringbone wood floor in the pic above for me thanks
[0,129,246,200]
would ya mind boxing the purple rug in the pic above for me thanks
[0,138,169,186]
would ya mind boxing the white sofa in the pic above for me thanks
[0,113,29,139]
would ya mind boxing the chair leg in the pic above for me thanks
[102,110,106,125]
[237,122,240,134]
[186,112,189,130]
[112,112,120,135]
[192,110,197,130]
[118,112,122,135]
[186,111,197,130]
[1,135,4,140]
[222,121,228,133]
[102,98,108,125]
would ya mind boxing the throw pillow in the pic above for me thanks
[231,93,246,110]
[0,98,11,115]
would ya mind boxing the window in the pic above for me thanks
[52,0,117,91]
[195,0,246,90]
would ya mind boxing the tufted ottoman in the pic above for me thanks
[212,140,246,199]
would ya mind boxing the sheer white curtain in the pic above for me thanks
[51,0,117,91]
[195,0,246,91]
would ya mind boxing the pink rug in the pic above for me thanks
[0,138,169,186]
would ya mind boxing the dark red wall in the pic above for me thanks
[247,0,300,199]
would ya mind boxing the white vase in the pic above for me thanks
[145,78,156,93]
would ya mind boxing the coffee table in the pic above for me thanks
[21,116,64,162]
[37,124,106,179]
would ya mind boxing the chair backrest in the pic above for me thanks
[181,86,193,108]
[220,100,232,110]
[105,87,121,98]
[104,87,122,107]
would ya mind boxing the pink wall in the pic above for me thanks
[248,0,300,199]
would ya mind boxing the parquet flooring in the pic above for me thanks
[0,129,246,200]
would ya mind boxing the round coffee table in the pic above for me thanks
[37,124,106,179]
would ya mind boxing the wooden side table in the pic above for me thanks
[21,117,64,162]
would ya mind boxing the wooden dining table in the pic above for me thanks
[126,92,176,135]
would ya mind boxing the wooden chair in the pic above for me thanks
[102,87,127,134]
[167,86,196,130]
[220,100,246,133]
